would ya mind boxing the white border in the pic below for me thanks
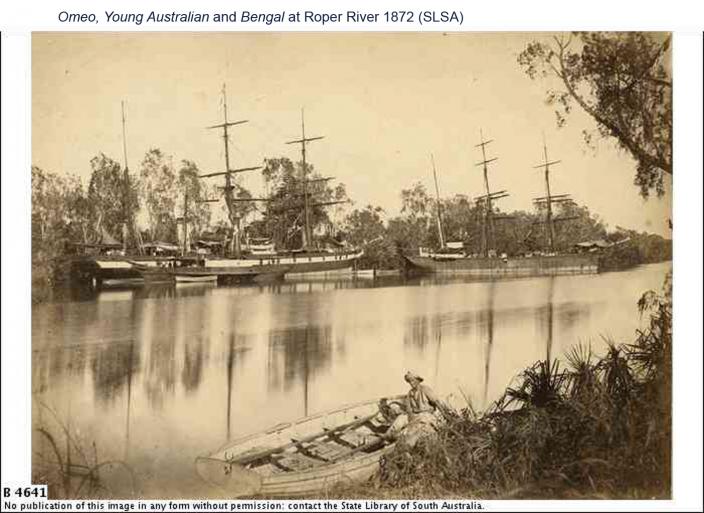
[1,24,32,487]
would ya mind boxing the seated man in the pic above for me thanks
[382,371,451,446]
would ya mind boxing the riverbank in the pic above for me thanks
[335,281,672,500]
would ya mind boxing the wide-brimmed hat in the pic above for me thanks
[404,371,424,383]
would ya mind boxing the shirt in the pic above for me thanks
[406,384,441,414]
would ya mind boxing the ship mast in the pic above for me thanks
[474,129,509,257]
[430,153,446,249]
[181,191,188,256]
[201,85,262,257]
[120,101,141,254]
[286,109,325,250]
[532,136,573,253]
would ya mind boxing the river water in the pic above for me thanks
[31,262,670,498]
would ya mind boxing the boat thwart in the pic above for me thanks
[195,396,403,497]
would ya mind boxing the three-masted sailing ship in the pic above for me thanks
[164,87,363,282]
[403,132,600,277]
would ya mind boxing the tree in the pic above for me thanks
[439,195,482,249]
[491,210,536,256]
[391,182,433,249]
[400,182,432,220]
[518,32,672,197]
[258,157,349,250]
[32,166,93,298]
[32,166,62,244]
[552,202,607,251]
[176,160,213,242]
[62,173,93,244]
[342,205,397,269]
[139,148,177,242]
[32,166,91,246]
[87,153,138,242]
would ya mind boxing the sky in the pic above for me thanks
[32,32,672,236]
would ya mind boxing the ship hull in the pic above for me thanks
[70,255,181,285]
[403,254,599,277]
[72,250,364,286]
[203,250,363,278]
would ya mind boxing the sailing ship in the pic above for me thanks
[70,102,184,287]
[403,133,600,277]
[176,88,363,281]
[76,89,362,286]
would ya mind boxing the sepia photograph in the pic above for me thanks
[30,32,673,500]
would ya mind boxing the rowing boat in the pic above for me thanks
[174,274,217,283]
[195,396,402,497]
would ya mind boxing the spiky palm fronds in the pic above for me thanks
[374,283,672,500]
[565,343,600,401]
[505,360,568,409]
[598,342,634,407]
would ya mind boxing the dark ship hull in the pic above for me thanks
[73,249,364,287]
[70,255,174,287]
[403,253,599,277]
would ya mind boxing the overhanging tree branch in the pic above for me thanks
[554,38,672,175]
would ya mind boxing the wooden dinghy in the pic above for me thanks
[174,274,218,283]
[195,397,402,498]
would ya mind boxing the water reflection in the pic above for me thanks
[144,338,176,410]
[124,341,135,459]
[182,336,206,393]
[91,341,140,406]
[404,316,430,351]
[267,325,334,417]
[433,320,443,385]
[481,281,496,406]
[225,335,252,440]
[31,263,670,498]
[63,274,485,305]
[546,277,554,362]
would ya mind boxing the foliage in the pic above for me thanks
[33,402,137,499]
[255,157,349,249]
[614,228,672,263]
[376,286,672,498]
[176,160,213,242]
[32,166,91,247]
[518,32,672,197]
[334,179,628,270]
[599,227,671,271]
[505,360,568,409]
[552,203,607,250]
[400,182,433,220]
[342,206,398,269]
[32,166,94,302]
[87,153,139,243]
[439,195,480,247]
[139,148,177,242]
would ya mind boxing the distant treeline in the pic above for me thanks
[340,182,672,271]
[31,152,671,301]
[598,230,672,272]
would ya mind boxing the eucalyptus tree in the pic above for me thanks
[518,32,672,197]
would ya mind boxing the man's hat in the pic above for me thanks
[404,371,424,383]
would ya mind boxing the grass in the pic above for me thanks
[335,281,672,500]
[32,402,138,499]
